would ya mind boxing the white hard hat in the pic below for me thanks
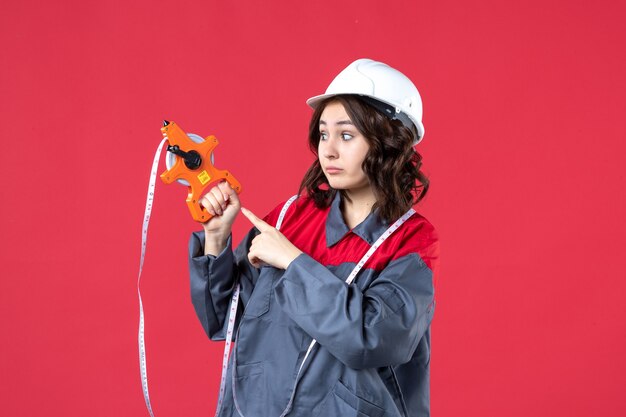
[307,58,425,144]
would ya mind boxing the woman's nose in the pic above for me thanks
[321,137,339,159]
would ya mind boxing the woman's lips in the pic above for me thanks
[325,167,343,174]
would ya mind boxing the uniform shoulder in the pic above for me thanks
[394,211,440,272]
[402,211,438,245]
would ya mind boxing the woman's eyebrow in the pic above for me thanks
[319,120,354,126]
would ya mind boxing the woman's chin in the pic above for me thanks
[326,180,347,190]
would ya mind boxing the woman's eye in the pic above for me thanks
[319,132,328,140]
[341,133,353,141]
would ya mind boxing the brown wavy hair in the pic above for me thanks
[298,95,430,223]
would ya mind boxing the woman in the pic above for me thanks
[189,59,439,417]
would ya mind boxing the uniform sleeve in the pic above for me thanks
[187,200,291,340]
[273,246,436,369]
[188,228,260,340]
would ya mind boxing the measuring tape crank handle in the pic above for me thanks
[166,144,202,170]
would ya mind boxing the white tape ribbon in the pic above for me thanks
[214,195,298,417]
[137,136,168,417]
[215,282,240,416]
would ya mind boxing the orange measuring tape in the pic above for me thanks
[160,120,242,222]
[138,120,243,417]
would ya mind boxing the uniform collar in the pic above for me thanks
[326,192,389,247]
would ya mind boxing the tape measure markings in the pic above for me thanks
[137,136,168,417]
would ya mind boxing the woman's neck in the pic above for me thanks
[341,186,377,229]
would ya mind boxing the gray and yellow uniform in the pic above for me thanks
[189,193,439,417]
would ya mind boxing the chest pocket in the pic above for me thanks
[242,267,275,318]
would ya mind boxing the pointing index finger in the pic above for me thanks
[241,207,271,231]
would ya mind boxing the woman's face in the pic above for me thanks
[318,101,371,192]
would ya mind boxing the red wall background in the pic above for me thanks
[1,0,625,416]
